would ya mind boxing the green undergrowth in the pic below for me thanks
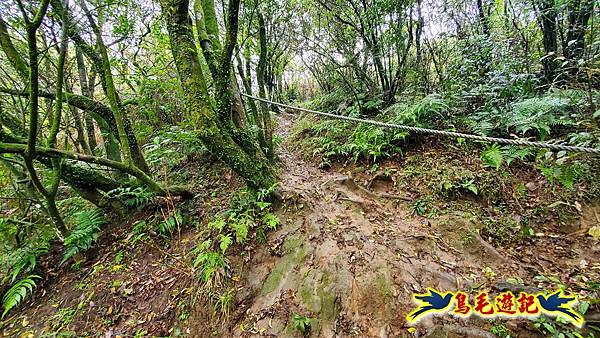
[290,114,408,168]
[143,125,207,171]
[294,94,452,167]
[0,126,230,323]
[188,183,280,316]
[293,89,600,202]
[465,89,600,141]
[0,155,278,333]
[0,200,107,320]
[294,88,599,170]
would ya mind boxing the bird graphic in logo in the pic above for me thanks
[536,290,584,327]
[406,288,454,323]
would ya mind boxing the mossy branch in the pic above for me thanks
[0,142,192,198]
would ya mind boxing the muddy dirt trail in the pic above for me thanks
[230,112,548,338]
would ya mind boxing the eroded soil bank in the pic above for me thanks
[231,112,599,337]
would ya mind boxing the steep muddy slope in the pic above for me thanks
[228,112,599,337]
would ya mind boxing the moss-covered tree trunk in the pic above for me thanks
[257,10,274,160]
[0,114,122,208]
[159,0,274,189]
[0,15,29,80]
[194,0,247,129]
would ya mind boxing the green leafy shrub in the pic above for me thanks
[436,168,481,198]
[143,126,206,168]
[460,179,479,195]
[538,161,587,189]
[262,213,279,230]
[501,146,535,166]
[191,185,279,288]
[362,98,383,113]
[301,119,352,165]
[224,185,280,243]
[51,306,75,330]
[57,196,95,220]
[306,89,347,112]
[534,150,588,189]
[411,199,427,216]
[158,210,181,237]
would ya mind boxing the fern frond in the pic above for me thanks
[508,97,574,140]
[219,234,232,254]
[387,94,448,126]
[262,213,280,230]
[2,275,40,318]
[107,187,154,208]
[229,214,252,243]
[481,144,503,169]
[62,210,104,264]
[158,216,177,236]
[9,245,47,283]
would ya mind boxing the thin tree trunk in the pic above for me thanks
[52,0,149,173]
[236,52,259,126]
[69,105,91,154]
[75,46,98,153]
[257,10,274,160]
[565,0,593,77]
[536,0,559,85]
[476,0,491,36]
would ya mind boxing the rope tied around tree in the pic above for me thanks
[241,94,600,155]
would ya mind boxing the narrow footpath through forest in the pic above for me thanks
[223,111,598,337]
